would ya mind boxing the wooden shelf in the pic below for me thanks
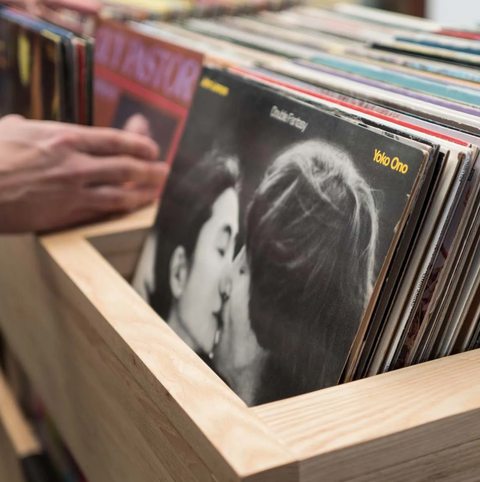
[0,368,40,482]
[0,204,479,482]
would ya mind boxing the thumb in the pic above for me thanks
[123,114,152,138]
[24,0,42,16]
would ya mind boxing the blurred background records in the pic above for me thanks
[99,0,301,22]
[0,6,93,123]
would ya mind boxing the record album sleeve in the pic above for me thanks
[0,11,8,116]
[133,65,431,406]
[0,8,75,122]
[94,20,203,164]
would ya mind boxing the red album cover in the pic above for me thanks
[94,20,204,164]
[75,38,86,125]
[437,29,480,41]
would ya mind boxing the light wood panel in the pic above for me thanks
[253,349,480,481]
[0,370,40,458]
[60,203,157,240]
[0,370,29,482]
[72,204,154,280]
[0,230,296,482]
[40,232,297,482]
[2,203,480,482]
[58,205,156,280]
[0,234,224,482]
[88,229,150,280]
[0,417,25,482]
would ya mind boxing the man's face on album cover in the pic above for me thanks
[171,187,239,355]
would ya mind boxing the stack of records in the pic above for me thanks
[99,0,300,22]
[122,5,480,406]
[6,3,480,407]
[0,0,295,122]
[0,6,93,123]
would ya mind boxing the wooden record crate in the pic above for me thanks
[0,204,480,482]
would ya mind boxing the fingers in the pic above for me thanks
[56,176,167,231]
[86,185,159,214]
[84,157,169,187]
[18,119,159,160]
[123,114,152,137]
[3,117,160,161]
[0,114,25,126]
[70,125,160,160]
[5,0,40,14]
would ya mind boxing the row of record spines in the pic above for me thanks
[100,0,302,23]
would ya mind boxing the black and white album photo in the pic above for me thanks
[132,66,426,406]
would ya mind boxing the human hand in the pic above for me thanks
[0,115,169,233]
[123,114,168,200]
[123,114,152,139]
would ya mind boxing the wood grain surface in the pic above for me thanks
[0,370,40,458]
[1,204,479,482]
[0,228,296,482]
[253,349,480,481]
[0,369,32,482]
[0,416,25,482]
